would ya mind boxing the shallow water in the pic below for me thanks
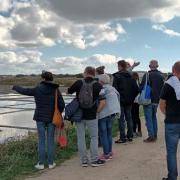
[0,93,73,143]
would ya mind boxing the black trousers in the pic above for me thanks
[131,103,141,133]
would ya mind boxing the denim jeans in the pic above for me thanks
[143,104,158,138]
[36,121,55,165]
[119,105,133,140]
[98,115,114,155]
[75,119,98,163]
[165,123,180,180]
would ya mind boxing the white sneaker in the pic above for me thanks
[35,163,44,170]
[49,162,56,169]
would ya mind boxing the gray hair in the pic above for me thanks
[98,74,111,84]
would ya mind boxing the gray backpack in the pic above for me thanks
[78,79,96,109]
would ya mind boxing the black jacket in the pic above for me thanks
[13,81,65,123]
[140,70,164,104]
[113,71,139,106]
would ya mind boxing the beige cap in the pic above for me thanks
[98,74,111,84]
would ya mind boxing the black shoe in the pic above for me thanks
[115,139,127,144]
[91,159,105,167]
[143,137,155,143]
[128,138,133,142]
[81,162,88,167]
[162,178,168,180]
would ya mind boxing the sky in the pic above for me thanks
[0,0,180,74]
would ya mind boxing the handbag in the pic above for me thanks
[138,73,152,105]
[65,98,82,122]
[52,90,64,127]
[55,127,68,148]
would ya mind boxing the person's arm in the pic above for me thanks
[97,99,106,113]
[58,93,65,113]
[112,75,118,90]
[67,80,81,94]
[159,99,166,115]
[12,86,36,96]
[139,74,146,91]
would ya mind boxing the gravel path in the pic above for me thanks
[26,110,180,180]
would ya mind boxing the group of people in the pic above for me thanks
[12,60,180,180]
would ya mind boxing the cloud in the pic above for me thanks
[0,0,13,12]
[0,50,136,74]
[152,24,180,37]
[42,0,180,23]
[0,50,44,74]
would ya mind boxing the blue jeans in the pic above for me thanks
[98,115,113,155]
[165,123,180,180]
[119,105,133,140]
[143,104,158,138]
[36,121,55,165]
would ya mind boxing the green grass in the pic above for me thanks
[0,126,78,180]
[0,116,127,180]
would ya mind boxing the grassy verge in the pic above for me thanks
[0,119,119,180]
[0,110,145,180]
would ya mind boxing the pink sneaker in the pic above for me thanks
[99,154,111,161]
[109,152,114,159]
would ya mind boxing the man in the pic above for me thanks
[141,60,164,142]
[160,61,180,180]
[113,60,139,143]
[68,66,106,167]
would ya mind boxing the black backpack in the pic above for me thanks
[78,80,96,109]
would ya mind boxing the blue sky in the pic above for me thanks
[0,0,180,74]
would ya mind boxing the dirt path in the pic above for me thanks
[26,110,180,180]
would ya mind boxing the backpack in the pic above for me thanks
[78,79,96,109]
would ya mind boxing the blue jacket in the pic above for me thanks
[13,81,65,123]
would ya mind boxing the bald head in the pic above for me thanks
[149,60,159,70]
[173,61,180,78]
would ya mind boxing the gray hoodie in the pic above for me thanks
[98,84,121,120]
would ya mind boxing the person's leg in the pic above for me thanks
[132,103,137,133]
[143,104,154,138]
[152,104,158,138]
[86,119,98,163]
[134,103,142,133]
[119,106,126,141]
[36,121,46,165]
[165,124,180,180]
[99,117,109,156]
[124,105,133,140]
[47,123,56,165]
[75,121,88,164]
[107,116,113,154]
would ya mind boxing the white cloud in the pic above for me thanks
[0,51,136,74]
[0,50,44,74]
[152,24,180,37]
[0,0,12,12]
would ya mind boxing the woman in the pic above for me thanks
[98,74,121,160]
[12,71,65,170]
[132,72,142,137]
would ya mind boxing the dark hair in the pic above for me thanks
[84,66,95,76]
[117,60,127,70]
[96,66,105,75]
[132,72,139,80]
[173,61,180,73]
[41,71,53,81]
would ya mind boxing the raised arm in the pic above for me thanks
[12,86,36,96]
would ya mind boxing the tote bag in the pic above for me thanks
[52,90,64,127]
[138,73,151,105]
[65,98,82,122]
